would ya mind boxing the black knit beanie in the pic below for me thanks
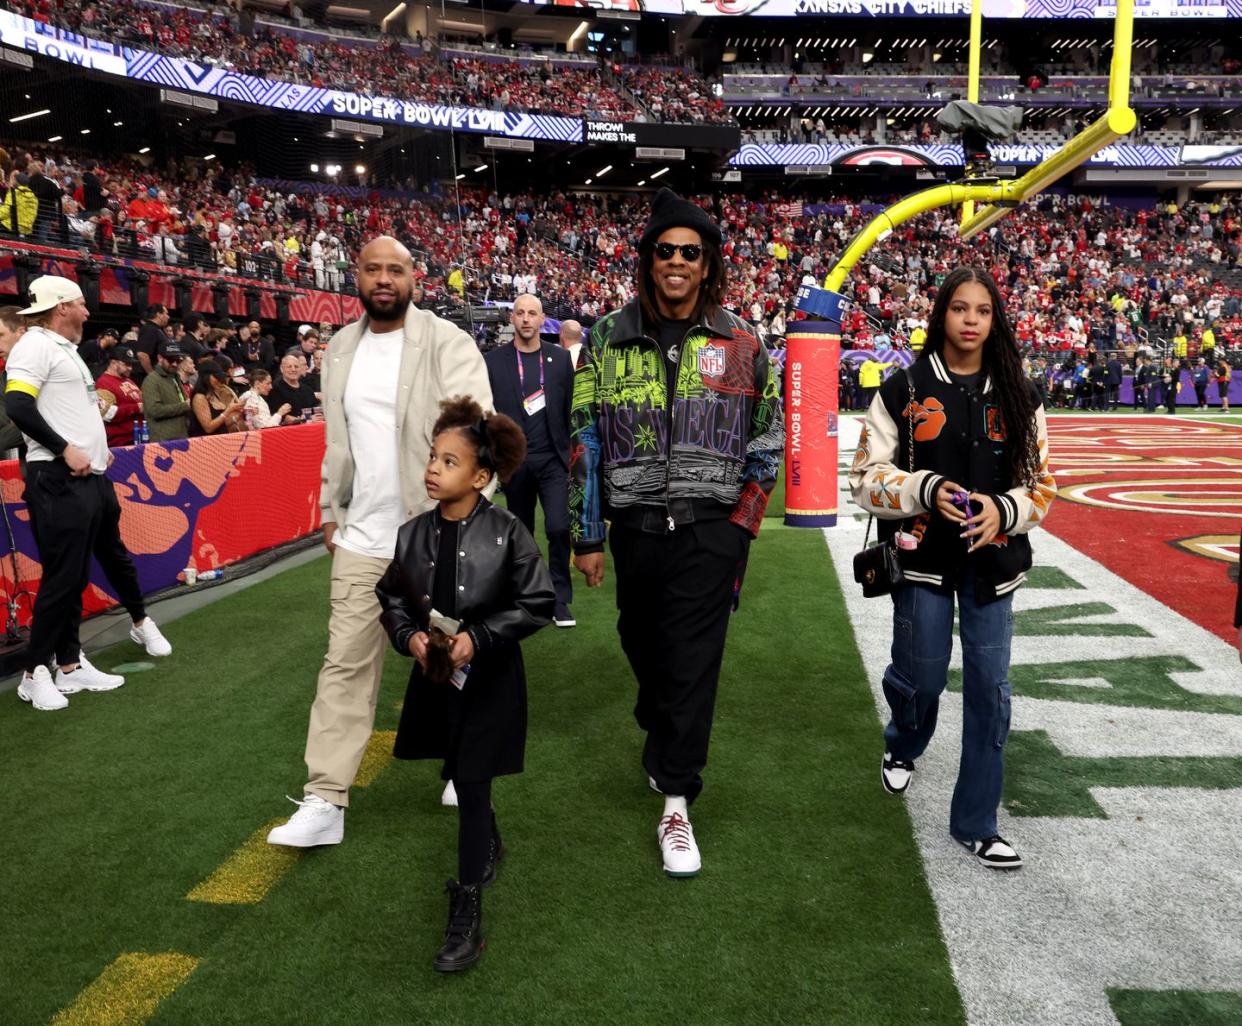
[638,187,722,252]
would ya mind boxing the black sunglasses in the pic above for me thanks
[654,242,703,263]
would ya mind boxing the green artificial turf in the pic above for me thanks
[2,521,963,1026]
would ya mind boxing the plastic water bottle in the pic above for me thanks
[197,569,223,581]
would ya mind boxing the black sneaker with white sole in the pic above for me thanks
[881,752,915,795]
[959,834,1023,870]
[553,603,576,628]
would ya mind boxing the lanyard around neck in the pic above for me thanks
[31,327,95,395]
[515,344,543,393]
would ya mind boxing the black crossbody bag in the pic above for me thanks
[853,369,915,599]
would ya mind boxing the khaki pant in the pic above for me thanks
[304,544,392,807]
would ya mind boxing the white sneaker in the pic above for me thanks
[130,618,172,657]
[55,654,125,694]
[658,811,701,878]
[441,780,458,807]
[17,666,68,711]
[266,794,345,847]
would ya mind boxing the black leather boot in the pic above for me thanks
[433,880,484,973]
[481,813,505,887]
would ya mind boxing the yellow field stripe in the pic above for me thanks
[185,819,301,905]
[355,729,396,788]
[49,952,198,1026]
[185,731,396,905]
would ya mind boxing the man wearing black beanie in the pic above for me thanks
[570,188,784,877]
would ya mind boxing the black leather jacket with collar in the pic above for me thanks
[376,496,555,657]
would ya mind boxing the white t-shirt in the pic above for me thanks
[334,328,405,560]
[6,326,110,473]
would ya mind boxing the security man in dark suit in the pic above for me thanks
[1105,354,1123,409]
[484,293,576,627]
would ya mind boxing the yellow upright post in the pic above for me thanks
[961,0,984,226]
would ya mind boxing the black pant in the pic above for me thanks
[504,451,572,607]
[24,463,144,671]
[1195,384,1208,408]
[455,779,492,885]
[609,520,749,803]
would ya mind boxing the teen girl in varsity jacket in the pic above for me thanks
[849,266,1057,871]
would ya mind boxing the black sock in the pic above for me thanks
[455,780,493,886]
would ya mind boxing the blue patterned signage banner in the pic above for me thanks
[732,141,1242,168]
[0,11,583,143]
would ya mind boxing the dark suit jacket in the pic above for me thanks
[484,341,573,468]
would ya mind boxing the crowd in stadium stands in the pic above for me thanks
[71,310,328,441]
[742,117,1242,148]
[618,66,735,126]
[9,0,644,119]
[2,140,1240,365]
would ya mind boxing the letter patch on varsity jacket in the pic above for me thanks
[985,404,1007,442]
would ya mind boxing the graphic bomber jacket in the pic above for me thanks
[570,300,784,552]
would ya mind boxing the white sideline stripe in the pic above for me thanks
[829,415,1242,1026]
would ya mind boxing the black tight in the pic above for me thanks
[455,779,493,885]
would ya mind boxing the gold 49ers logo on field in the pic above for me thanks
[903,397,946,442]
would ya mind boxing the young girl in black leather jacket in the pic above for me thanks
[376,396,555,973]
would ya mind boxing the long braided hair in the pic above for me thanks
[920,267,1041,488]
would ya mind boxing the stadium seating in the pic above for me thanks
[2,138,1239,357]
[2,0,725,123]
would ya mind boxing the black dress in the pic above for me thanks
[376,499,555,784]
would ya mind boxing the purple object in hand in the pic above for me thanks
[952,490,974,546]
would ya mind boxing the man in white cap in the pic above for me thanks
[5,276,172,712]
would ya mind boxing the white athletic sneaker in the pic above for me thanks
[266,794,345,847]
[441,780,458,807]
[130,618,172,657]
[658,811,701,878]
[17,665,68,711]
[55,654,125,694]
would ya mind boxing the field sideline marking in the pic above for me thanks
[186,730,396,906]
[49,952,198,1026]
[828,415,1242,1026]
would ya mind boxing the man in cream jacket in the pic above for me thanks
[269,236,493,847]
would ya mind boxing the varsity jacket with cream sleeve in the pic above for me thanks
[848,351,1057,603]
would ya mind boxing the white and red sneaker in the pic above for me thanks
[658,811,701,878]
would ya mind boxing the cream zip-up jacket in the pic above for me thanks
[318,304,494,528]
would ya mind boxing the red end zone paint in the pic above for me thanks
[1044,416,1241,642]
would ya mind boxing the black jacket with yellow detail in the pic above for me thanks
[848,351,1057,603]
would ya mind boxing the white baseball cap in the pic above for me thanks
[297,324,314,336]
[18,275,85,316]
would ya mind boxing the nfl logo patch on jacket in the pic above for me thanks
[698,344,725,377]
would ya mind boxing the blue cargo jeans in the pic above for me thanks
[881,570,1015,843]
